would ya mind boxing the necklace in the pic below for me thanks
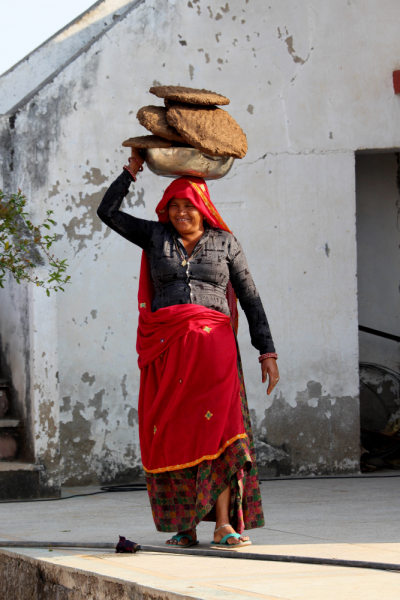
[172,235,206,266]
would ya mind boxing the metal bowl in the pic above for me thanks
[143,148,235,180]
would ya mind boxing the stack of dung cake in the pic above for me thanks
[122,85,247,159]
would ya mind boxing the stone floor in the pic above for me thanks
[1,474,399,599]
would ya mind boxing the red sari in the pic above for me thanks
[137,177,264,532]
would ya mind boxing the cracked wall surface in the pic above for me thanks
[2,0,400,483]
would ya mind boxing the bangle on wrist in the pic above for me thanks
[259,352,278,363]
[129,156,144,171]
[123,165,137,182]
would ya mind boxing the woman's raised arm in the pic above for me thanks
[97,150,154,250]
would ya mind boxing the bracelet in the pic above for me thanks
[259,353,278,363]
[123,165,137,182]
[129,156,144,172]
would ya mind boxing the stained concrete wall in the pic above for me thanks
[2,0,400,485]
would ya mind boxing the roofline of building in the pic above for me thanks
[0,0,107,81]
[4,0,145,117]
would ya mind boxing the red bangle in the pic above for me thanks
[259,353,278,363]
[129,156,144,172]
[123,165,137,182]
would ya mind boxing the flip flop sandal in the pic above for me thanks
[211,532,252,548]
[166,533,199,548]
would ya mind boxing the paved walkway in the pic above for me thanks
[1,475,399,599]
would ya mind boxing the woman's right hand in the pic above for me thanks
[129,148,145,176]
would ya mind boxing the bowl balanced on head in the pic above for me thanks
[122,84,248,179]
[97,84,279,549]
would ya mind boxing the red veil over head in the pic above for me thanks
[137,176,238,335]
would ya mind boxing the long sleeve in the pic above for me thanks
[228,237,275,354]
[97,171,155,250]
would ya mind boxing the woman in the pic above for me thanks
[97,148,279,547]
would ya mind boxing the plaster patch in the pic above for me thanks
[285,35,306,64]
[38,400,56,439]
[63,187,109,252]
[88,389,108,424]
[48,181,60,198]
[82,168,108,185]
[60,396,71,413]
[135,188,145,208]
[127,407,139,426]
[124,443,137,460]
[81,372,95,386]
[121,374,128,402]
[60,401,96,486]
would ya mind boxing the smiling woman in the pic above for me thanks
[96,149,279,549]
[168,198,205,259]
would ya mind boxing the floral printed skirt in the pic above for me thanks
[145,345,264,533]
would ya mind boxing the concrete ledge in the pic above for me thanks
[0,549,191,600]
[0,466,58,501]
[0,461,43,471]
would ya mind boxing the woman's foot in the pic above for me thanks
[166,528,197,546]
[213,523,250,545]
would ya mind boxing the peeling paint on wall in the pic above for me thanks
[4,0,389,486]
[63,188,110,252]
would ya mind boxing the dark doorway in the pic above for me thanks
[356,153,400,469]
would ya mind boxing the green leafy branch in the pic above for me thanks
[0,189,71,295]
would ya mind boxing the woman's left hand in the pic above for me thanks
[261,358,280,395]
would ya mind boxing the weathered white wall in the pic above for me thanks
[2,0,400,483]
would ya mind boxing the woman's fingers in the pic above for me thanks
[261,358,280,395]
[261,360,268,383]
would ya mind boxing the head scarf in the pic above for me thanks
[156,176,231,231]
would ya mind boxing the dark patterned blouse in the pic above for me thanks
[97,171,275,354]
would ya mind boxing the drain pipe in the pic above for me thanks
[0,541,398,573]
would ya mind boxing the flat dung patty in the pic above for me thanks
[150,85,230,106]
[122,135,172,148]
[137,106,185,142]
[166,103,247,158]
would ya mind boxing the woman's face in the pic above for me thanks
[168,197,204,235]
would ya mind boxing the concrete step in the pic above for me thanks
[0,420,20,428]
[0,462,43,472]
[0,462,47,500]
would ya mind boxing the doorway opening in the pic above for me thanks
[355,152,400,471]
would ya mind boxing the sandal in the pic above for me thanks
[211,523,252,548]
[166,533,199,548]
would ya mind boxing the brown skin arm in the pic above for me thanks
[129,148,145,175]
[261,358,280,395]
